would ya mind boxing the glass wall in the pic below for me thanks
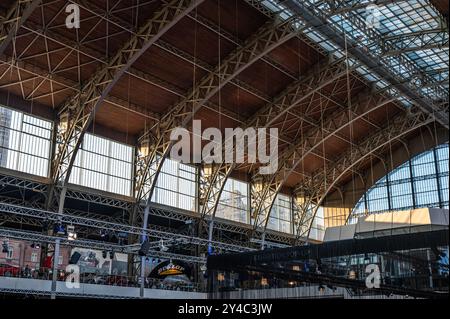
[151,159,197,212]
[209,244,449,295]
[69,133,133,196]
[390,164,414,210]
[0,105,52,177]
[350,143,449,224]
[436,145,449,206]
[267,194,292,233]
[216,178,249,223]
[365,176,390,212]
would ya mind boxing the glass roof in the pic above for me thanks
[256,0,449,108]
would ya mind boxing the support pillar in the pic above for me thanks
[139,203,151,298]
[50,238,60,300]
[207,219,214,253]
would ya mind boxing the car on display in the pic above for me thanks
[0,264,20,277]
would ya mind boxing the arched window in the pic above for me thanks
[349,143,449,224]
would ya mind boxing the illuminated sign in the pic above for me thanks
[158,262,185,276]
[150,260,191,279]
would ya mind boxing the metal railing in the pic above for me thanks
[0,267,203,292]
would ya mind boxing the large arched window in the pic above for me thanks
[349,143,449,224]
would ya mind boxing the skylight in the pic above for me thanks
[252,0,449,109]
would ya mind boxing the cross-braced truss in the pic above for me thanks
[0,0,447,257]
[381,28,449,56]
[281,0,449,127]
[0,202,254,253]
[250,88,400,234]
[198,56,351,236]
[0,0,41,55]
[48,0,205,211]
[295,109,434,240]
[133,14,302,227]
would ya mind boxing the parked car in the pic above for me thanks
[0,264,20,277]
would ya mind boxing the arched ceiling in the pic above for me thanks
[0,0,448,238]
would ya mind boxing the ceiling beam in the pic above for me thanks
[382,29,449,56]
[195,57,351,239]
[327,0,410,15]
[67,0,275,108]
[0,55,160,121]
[0,0,41,55]
[185,11,299,80]
[47,0,205,213]
[281,0,448,128]
[295,110,434,240]
[0,202,251,253]
[383,28,448,42]
[132,15,302,214]
[11,0,284,124]
[250,89,399,234]
[383,43,449,56]
[70,0,300,82]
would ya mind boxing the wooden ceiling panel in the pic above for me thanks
[29,2,129,56]
[91,0,163,29]
[4,32,49,60]
[431,0,449,19]
[283,171,305,188]
[194,107,240,131]
[94,101,147,136]
[160,17,236,67]
[1,0,437,197]
[321,135,348,159]
[0,0,15,12]
[297,152,324,174]
[208,83,266,118]
[337,117,373,143]
[0,64,69,108]
[266,37,324,77]
[365,102,403,127]
[196,0,267,41]
[134,46,207,91]
[110,74,179,114]
[236,59,293,97]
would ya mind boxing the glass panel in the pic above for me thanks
[0,105,52,177]
[69,133,133,196]
[151,159,197,212]
[257,0,448,107]
[267,194,292,233]
[350,143,449,221]
[216,178,249,223]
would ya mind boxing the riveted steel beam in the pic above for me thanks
[282,0,449,128]
[384,26,448,46]
[0,0,41,55]
[46,0,205,212]
[133,15,302,214]
[196,57,351,236]
[382,28,449,56]
[250,89,399,234]
[0,202,254,253]
[295,110,434,241]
